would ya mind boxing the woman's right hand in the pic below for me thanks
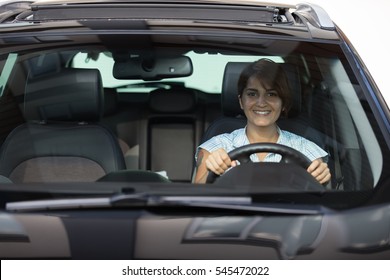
[194,148,236,183]
[205,148,236,175]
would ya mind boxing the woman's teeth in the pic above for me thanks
[254,110,270,115]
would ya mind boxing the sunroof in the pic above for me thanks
[28,2,290,23]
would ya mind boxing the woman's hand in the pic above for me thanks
[194,148,236,183]
[205,148,237,175]
[307,158,331,184]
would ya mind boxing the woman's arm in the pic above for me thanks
[194,148,235,184]
[193,149,210,183]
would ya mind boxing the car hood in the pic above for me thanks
[1,203,390,259]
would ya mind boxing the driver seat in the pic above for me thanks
[199,61,326,156]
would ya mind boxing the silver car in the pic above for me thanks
[0,0,389,260]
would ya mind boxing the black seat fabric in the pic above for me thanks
[200,61,325,149]
[102,87,134,159]
[0,68,126,183]
[146,87,200,181]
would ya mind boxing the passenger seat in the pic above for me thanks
[0,68,126,183]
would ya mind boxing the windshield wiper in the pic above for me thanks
[5,193,248,211]
[6,193,328,215]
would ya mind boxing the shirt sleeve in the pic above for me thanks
[302,138,328,162]
[195,135,223,161]
[279,129,328,162]
[195,130,239,161]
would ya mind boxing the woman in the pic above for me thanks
[194,59,331,184]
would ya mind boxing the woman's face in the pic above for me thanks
[239,75,283,129]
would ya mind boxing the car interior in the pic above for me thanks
[0,37,385,192]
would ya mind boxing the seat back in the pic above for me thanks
[0,68,126,183]
[146,86,201,181]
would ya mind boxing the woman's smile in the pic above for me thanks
[253,109,272,115]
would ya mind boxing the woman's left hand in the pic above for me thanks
[307,158,331,184]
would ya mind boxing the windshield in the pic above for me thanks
[72,51,285,93]
[0,33,388,210]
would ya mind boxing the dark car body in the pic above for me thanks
[0,0,389,260]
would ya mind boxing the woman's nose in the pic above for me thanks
[256,93,267,105]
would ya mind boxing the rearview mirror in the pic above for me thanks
[113,56,193,80]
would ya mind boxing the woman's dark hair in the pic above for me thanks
[237,59,292,116]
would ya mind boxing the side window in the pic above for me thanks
[314,57,382,190]
[0,53,18,97]
[0,53,24,145]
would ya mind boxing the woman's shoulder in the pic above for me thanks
[199,127,246,151]
[279,128,328,159]
[279,129,319,147]
[279,129,306,141]
[211,127,246,140]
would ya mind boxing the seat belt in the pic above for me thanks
[322,82,344,190]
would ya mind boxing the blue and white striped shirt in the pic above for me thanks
[196,127,327,163]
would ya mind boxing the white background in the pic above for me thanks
[279,0,390,106]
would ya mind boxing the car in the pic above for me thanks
[0,0,389,260]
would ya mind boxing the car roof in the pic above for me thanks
[0,0,338,41]
[31,0,295,7]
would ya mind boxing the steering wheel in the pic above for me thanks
[206,143,312,183]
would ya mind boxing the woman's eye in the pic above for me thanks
[246,91,257,97]
[267,90,278,97]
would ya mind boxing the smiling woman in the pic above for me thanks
[194,59,330,184]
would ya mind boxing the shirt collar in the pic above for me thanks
[276,126,283,144]
[238,125,283,145]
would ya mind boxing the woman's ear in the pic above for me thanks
[238,95,244,109]
[280,107,288,118]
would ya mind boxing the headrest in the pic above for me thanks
[222,61,302,118]
[149,87,197,114]
[25,53,61,79]
[23,68,104,122]
[103,88,119,116]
